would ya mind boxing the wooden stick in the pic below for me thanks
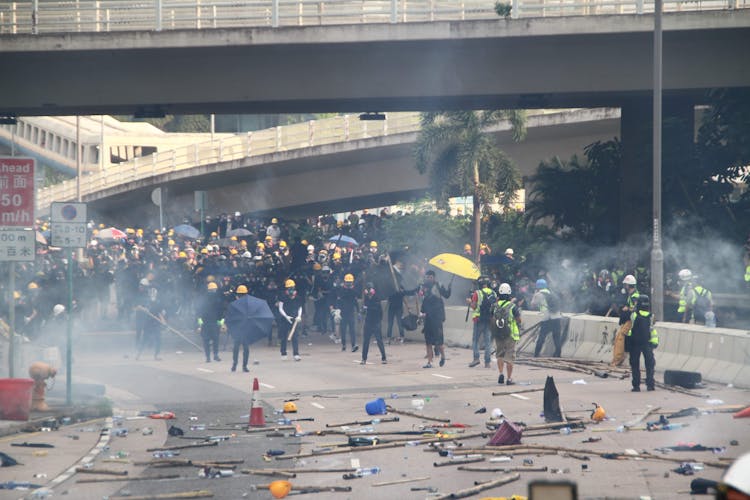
[77,474,180,483]
[276,467,356,474]
[492,388,544,396]
[245,425,295,434]
[625,406,660,429]
[109,491,213,500]
[458,466,548,473]
[240,469,296,478]
[253,484,352,493]
[327,417,400,427]
[147,442,218,452]
[75,467,128,476]
[385,405,451,423]
[372,476,431,487]
[434,473,520,499]
[134,459,244,467]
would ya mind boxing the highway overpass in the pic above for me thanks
[28,108,619,222]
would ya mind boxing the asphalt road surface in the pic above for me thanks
[40,327,750,499]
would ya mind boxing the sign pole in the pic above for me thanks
[66,249,73,405]
[8,262,15,377]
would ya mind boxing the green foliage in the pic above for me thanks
[526,139,621,243]
[43,165,71,187]
[483,211,554,260]
[116,114,210,132]
[494,1,513,18]
[380,211,470,256]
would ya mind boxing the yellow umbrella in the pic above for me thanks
[428,253,480,280]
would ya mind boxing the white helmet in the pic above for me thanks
[498,283,512,295]
[307,245,315,253]
[53,304,65,316]
[623,275,636,286]
[722,452,750,495]
[504,248,514,256]
[139,278,150,287]
[678,269,692,281]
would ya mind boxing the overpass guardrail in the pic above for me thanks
[0,0,747,34]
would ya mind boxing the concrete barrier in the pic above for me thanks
[435,306,750,389]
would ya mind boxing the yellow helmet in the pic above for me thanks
[279,240,287,248]
[265,235,273,241]
[313,263,322,271]
[240,240,247,247]
[13,291,21,300]
[271,218,278,224]
[136,228,143,235]
[257,242,265,250]
[168,228,174,235]
[236,285,248,294]
[231,236,238,241]
[206,275,216,283]
[98,223,105,229]
[230,248,238,255]
[333,252,341,260]
[126,228,135,234]
[344,274,354,283]
[168,239,175,246]
[157,235,163,241]
[207,282,218,290]
[336,220,344,227]
[28,282,38,290]
[201,248,209,254]
[370,241,378,248]
[92,229,99,236]
[269,480,292,499]
[178,251,187,259]
[283,401,298,413]
[211,231,218,237]
[285,279,296,289]
[301,239,308,246]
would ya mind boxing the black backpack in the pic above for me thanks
[544,290,560,313]
[478,289,497,321]
[492,301,514,339]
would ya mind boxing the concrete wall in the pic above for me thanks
[399,306,750,389]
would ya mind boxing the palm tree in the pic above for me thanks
[414,110,526,263]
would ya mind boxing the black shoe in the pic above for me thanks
[631,387,641,392]
[342,345,346,351]
[360,360,366,365]
[242,367,250,373]
[352,345,359,353]
[213,356,221,362]
[647,386,655,391]
[423,363,432,369]
[506,379,514,386]
[231,365,237,372]
[206,358,211,363]
[469,360,480,368]
[498,374,505,385]
[381,359,387,364]
[439,357,445,367]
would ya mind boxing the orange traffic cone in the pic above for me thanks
[733,406,750,419]
[249,377,266,427]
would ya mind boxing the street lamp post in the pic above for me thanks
[651,0,664,321]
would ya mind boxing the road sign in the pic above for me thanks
[0,227,35,261]
[51,201,87,223]
[0,157,35,227]
[50,202,87,248]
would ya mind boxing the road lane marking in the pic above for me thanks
[260,382,275,389]
[510,393,529,400]
[196,367,214,373]
[311,402,326,409]
[431,373,453,379]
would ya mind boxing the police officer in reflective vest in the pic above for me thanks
[625,294,659,392]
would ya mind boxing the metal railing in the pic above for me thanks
[0,0,746,34]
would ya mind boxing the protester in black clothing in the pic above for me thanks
[386,260,416,344]
[278,279,304,361]
[625,295,659,392]
[334,273,360,351]
[196,281,224,363]
[229,285,252,372]
[420,270,450,368]
[361,282,387,364]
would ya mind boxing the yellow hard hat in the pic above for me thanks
[230,248,238,255]
[265,235,273,241]
[592,404,606,422]
[279,240,287,248]
[98,223,105,229]
[92,229,99,236]
[207,282,218,290]
[28,282,38,290]
[271,218,278,224]
[257,242,265,250]
[285,279,295,289]
[336,220,344,227]
[370,241,378,248]
[240,240,247,247]
[231,236,238,241]
[168,239,175,246]
[201,248,209,254]
[313,263,322,271]
[13,291,21,300]
[236,285,248,294]
[157,235,163,241]
[206,275,216,283]
[168,229,174,235]
[178,251,187,259]
[136,228,143,234]
[333,252,341,260]
[126,228,135,234]
[154,229,160,234]
[344,274,354,283]
[283,401,298,413]
[211,232,218,237]
[269,480,292,499]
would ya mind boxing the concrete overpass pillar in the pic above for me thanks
[619,98,694,240]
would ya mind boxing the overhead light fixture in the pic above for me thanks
[0,114,18,125]
[359,112,386,121]
[134,106,166,119]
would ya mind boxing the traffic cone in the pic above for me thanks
[249,377,266,427]
[733,406,750,419]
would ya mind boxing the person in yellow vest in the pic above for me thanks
[676,269,713,325]
[625,294,658,392]
[468,276,495,368]
[744,251,750,288]
[612,274,639,366]
[490,283,522,385]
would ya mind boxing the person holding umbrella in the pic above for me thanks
[225,285,275,372]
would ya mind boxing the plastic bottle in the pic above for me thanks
[190,424,206,431]
[277,418,292,425]
[705,311,716,328]
[560,427,571,435]
[349,436,378,446]
[355,467,381,476]
[663,423,684,430]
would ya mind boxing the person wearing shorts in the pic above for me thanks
[492,283,522,385]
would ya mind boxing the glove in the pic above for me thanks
[24,317,31,324]
[217,319,225,326]
[284,315,293,324]
[296,315,302,323]
[418,312,426,319]
[197,318,204,326]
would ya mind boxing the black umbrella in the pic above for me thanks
[227,228,253,237]
[225,295,274,344]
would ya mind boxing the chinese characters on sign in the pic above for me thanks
[50,202,88,248]
[0,157,35,227]
[0,228,35,261]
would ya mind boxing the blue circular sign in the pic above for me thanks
[61,204,78,221]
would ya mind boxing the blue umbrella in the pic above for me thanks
[225,295,274,345]
[173,224,201,239]
[329,234,358,246]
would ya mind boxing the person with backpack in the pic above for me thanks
[531,279,562,357]
[625,294,659,391]
[468,276,496,368]
[674,269,714,325]
[490,283,522,385]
